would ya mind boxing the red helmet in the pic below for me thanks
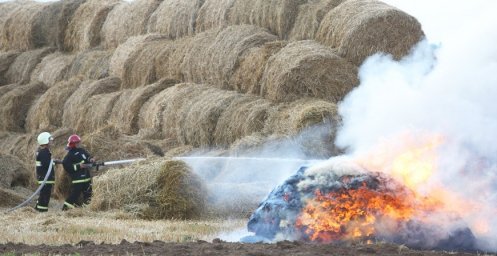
[67,134,81,148]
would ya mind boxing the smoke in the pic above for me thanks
[336,0,497,251]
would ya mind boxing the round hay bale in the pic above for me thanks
[0,187,26,207]
[154,36,192,82]
[229,40,286,95]
[121,38,172,89]
[316,0,425,65]
[228,133,266,155]
[172,85,240,147]
[62,77,121,134]
[0,132,38,175]
[5,47,55,85]
[228,0,305,39]
[0,82,47,132]
[77,91,123,133]
[67,49,113,80]
[147,0,203,39]
[54,0,87,50]
[109,78,177,135]
[64,0,119,52]
[101,0,161,49]
[214,96,273,146]
[0,83,19,96]
[0,2,21,50]
[289,0,344,40]
[25,78,83,132]
[260,40,359,102]
[30,52,75,87]
[0,51,20,85]
[182,25,277,89]
[0,152,31,189]
[195,0,235,33]
[90,159,207,220]
[1,1,62,51]
[109,34,166,82]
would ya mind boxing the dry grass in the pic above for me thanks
[1,1,62,51]
[0,51,19,85]
[0,207,245,245]
[316,0,424,65]
[4,47,55,84]
[26,78,83,132]
[64,0,119,52]
[228,0,305,39]
[289,0,344,40]
[67,49,114,80]
[147,0,203,39]
[0,82,47,132]
[101,0,161,49]
[91,159,206,220]
[260,40,358,103]
[195,0,235,33]
[30,52,75,87]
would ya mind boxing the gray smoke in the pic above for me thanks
[336,0,497,251]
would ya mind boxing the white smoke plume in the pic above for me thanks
[336,0,497,251]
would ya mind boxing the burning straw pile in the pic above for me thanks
[90,159,206,220]
[316,0,424,65]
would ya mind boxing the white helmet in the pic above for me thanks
[37,132,53,145]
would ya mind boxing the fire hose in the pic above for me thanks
[3,158,145,213]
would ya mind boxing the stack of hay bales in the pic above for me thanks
[0,152,32,189]
[64,0,119,52]
[289,0,344,40]
[1,1,61,51]
[109,78,177,135]
[260,40,358,102]
[228,0,305,39]
[26,78,83,132]
[62,77,121,134]
[181,25,277,89]
[195,0,235,33]
[316,0,424,65]
[101,0,161,49]
[147,0,203,39]
[4,47,55,84]
[30,52,75,87]
[67,49,113,80]
[90,159,206,220]
[0,51,20,85]
[0,82,47,132]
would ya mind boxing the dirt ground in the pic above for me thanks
[0,239,490,256]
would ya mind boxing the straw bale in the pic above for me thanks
[0,132,38,175]
[154,36,192,82]
[0,83,18,96]
[90,159,206,220]
[109,34,167,82]
[77,91,122,133]
[260,40,358,102]
[147,0,203,39]
[64,0,119,52]
[0,152,31,189]
[25,78,83,132]
[121,39,172,89]
[289,0,344,40]
[101,0,161,49]
[182,25,277,89]
[214,96,273,146]
[30,52,75,87]
[67,49,113,80]
[316,0,424,65]
[0,51,20,85]
[174,86,240,147]
[195,0,235,33]
[228,0,305,39]
[0,82,47,132]
[228,133,266,155]
[109,78,177,135]
[1,2,61,51]
[0,2,21,50]
[5,47,55,84]
[0,187,26,207]
[62,77,121,134]
[54,0,87,50]
[229,40,286,95]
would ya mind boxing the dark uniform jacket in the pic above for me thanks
[36,147,55,184]
[62,148,92,183]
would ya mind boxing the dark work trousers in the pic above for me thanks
[63,181,93,210]
[35,184,53,212]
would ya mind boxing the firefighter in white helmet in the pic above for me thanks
[35,132,61,212]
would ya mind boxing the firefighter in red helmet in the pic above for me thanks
[61,134,96,210]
